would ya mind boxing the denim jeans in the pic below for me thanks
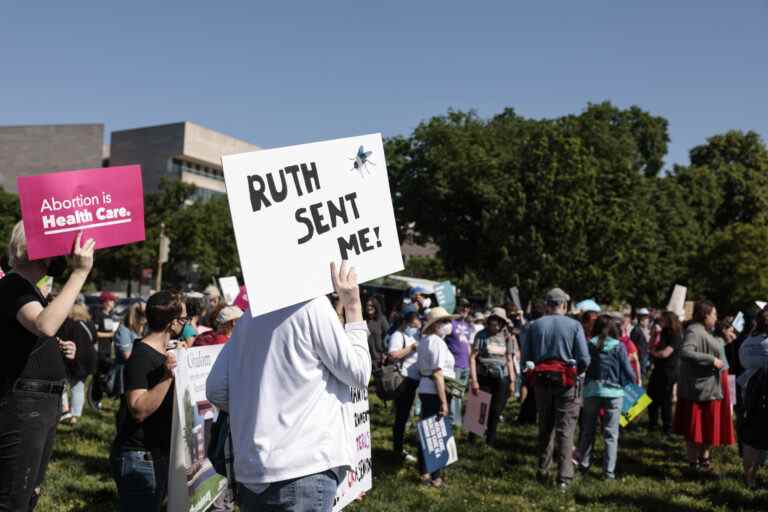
[577,396,623,478]
[451,368,469,428]
[110,450,169,512]
[0,386,62,511]
[237,469,338,512]
[392,377,419,454]
[416,393,454,479]
[68,379,85,417]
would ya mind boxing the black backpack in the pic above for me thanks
[742,367,768,450]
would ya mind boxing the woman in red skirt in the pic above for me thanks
[674,301,736,473]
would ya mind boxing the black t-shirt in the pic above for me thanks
[113,340,174,455]
[59,318,97,380]
[653,330,682,378]
[0,272,67,396]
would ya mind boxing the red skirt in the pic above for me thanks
[673,372,735,446]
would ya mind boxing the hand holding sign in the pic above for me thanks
[331,261,362,323]
[72,231,96,274]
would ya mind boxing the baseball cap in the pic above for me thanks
[545,288,570,304]
[100,291,117,303]
[458,298,471,308]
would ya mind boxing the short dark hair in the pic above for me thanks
[146,291,183,332]
[693,300,715,324]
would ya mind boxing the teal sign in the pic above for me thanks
[434,281,456,314]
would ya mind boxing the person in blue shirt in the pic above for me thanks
[518,288,589,489]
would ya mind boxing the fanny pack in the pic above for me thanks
[533,359,576,388]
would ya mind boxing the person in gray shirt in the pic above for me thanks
[519,288,590,490]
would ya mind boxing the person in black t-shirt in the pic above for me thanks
[111,291,186,512]
[0,222,95,511]
[647,311,683,434]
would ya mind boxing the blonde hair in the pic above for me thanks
[125,303,146,335]
[8,221,28,268]
[70,303,91,321]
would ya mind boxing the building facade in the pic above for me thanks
[0,124,104,192]
[109,122,259,197]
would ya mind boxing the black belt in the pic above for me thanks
[13,379,65,395]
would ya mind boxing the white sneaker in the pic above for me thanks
[59,412,73,422]
[402,452,418,463]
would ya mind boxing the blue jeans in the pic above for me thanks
[237,469,338,512]
[451,367,469,428]
[68,379,85,417]
[577,396,623,478]
[110,450,169,512]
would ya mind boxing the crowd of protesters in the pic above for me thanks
[2,217,768,511]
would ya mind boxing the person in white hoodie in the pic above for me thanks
[206,262,372,512]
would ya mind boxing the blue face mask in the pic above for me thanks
[404,326,420,339]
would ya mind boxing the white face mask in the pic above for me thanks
[420,297,432,309]
[437,323,453,338]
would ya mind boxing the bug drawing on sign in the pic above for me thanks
[350,146,375,177]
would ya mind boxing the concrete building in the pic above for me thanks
[0,124,104,192]
[109,122,259,198]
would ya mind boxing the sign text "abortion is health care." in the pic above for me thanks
[17,165,145,260]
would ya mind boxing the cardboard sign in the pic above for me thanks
[417,415,458,474]
[169,345,228,512]
[464,390,491,436]
[434,280,456,314]
[332,386,372,512]
[508,287,522,310]
[218,276,240,306]
[620,383,652,428]
[17,165,145,260]
[222,134,404,317]
[666,284,687,319]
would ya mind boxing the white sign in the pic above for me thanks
[333,386,372,511]
[218,276,240,306]
[168,346,228,512]
[222,133,404,316]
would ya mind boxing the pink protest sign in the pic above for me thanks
[17,165,145,260]
[234,285,249,312]
[464,390,491,436]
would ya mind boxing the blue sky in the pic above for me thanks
[1,2,765,170]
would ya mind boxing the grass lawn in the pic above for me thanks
[40,394,767,511]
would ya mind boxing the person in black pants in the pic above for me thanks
[647,311,683,433]
[469,308,517,446]
[0,223,95,511]
[386,311,421,460]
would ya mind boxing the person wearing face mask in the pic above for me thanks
[445,298,474,428]
[409,286,432,319]
[416,307,458,488]
[0,222,95,510]
[110,291,186,511]
[469,307,518,446]
[387,310,421,462]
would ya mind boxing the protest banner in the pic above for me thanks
[222,133,404,316]
[17,165,145,260]
[218,276,240,306]
[464,390,491,436]
[168,345,228,512]
[332,386,373,512]
[508,287,522,310]
[417,415,458,474]
[620,383,652,428]
[666,284,687,319]
[733,311,745,333]
[434,281,456,314]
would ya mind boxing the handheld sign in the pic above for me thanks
[464,390,491,436]
[222,134,404,317]
[417,415,458,474]
[620,383,652,428]
[218,276,240,306]
[434,281,456,314]
[17,165,145,260]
